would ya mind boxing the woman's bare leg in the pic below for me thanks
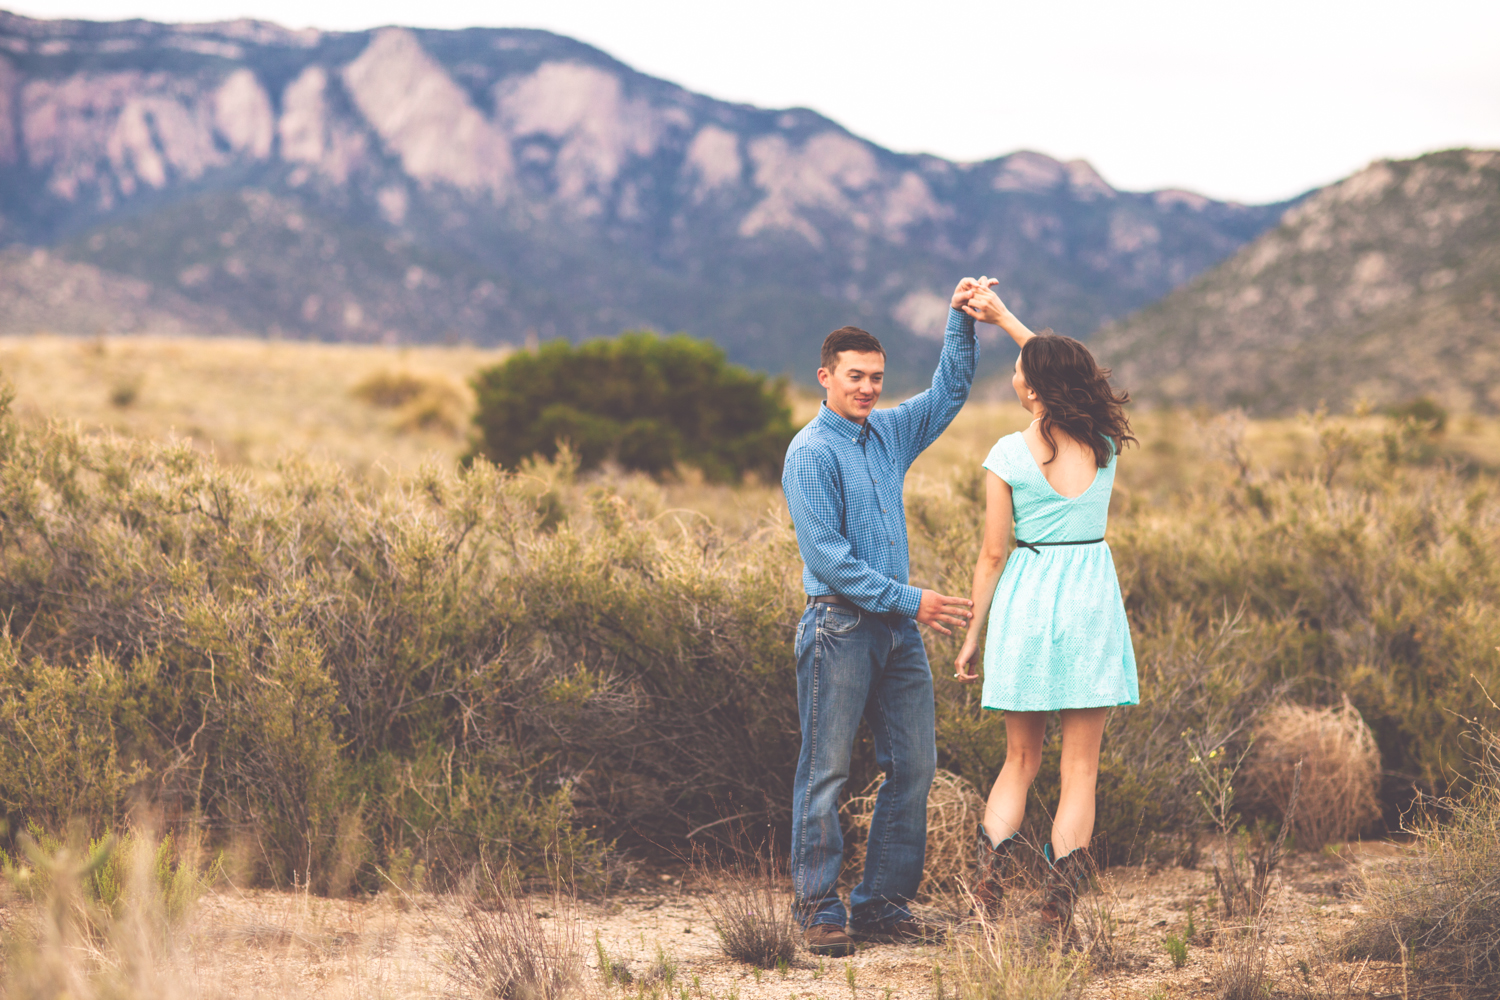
[1052,707,1108,856]
[982,711,1047,844]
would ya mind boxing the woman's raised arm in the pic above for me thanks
[962,278,1037,350]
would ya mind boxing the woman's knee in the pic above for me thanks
[1003,744,1043,781]
[1056,755,1100,791]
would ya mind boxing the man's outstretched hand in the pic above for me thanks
[916,589,973,636]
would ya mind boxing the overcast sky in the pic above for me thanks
[11,0,1499,203]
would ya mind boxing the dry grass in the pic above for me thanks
[1209,924,1274,1000]
[448,891,588,1000]
[949,904,1089,1000]
[1344,716,1500,997]
[842,769,985,904]
[1245,698,1381,849]
[689,847,799,969]
[0,334,505,478]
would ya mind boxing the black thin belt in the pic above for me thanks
[1015,537,1105,554]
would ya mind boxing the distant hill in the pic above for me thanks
[1093,150,1500,414]
[0,11,1288,387]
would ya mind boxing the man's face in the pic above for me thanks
[818,350,885,424]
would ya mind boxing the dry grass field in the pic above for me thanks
[0,837,1417,1000]
[0,334,509,479]
[5,331,1498,505]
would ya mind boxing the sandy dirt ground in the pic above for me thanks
[10,842,1414,999]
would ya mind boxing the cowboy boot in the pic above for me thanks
[973,823,1022,915]
[1038,845,1090,933]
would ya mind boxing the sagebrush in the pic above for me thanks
[1,376,1498,887]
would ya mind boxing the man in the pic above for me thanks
[782,278,981,955]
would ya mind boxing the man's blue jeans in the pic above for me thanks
[791,601,937,930]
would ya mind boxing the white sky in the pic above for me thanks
[10,0,1500,203]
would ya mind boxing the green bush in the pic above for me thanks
[468,332,795,481]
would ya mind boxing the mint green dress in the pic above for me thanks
[980,432,1138,712]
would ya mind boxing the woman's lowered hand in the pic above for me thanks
[954,638,981,683]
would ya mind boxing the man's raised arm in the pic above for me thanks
[882,279,981,464]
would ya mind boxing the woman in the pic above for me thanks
[953,279,1138,932]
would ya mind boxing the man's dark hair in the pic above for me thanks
[820,326,886,373]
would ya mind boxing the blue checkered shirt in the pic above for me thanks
[783,308,979,616]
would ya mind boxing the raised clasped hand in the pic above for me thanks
[950,276,982,309]
[961,275,1006,325]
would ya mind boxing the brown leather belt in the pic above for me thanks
[806,594,860,611]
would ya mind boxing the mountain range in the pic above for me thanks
[0,10,1289,388]
[1092,149,1500,414]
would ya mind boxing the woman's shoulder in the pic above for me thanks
[982,431,1027,478]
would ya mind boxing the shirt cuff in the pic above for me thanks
[892,584,923,618]
[946,308,975,337]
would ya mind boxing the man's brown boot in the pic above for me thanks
[973,824,1022,915]
[804,923,856,957]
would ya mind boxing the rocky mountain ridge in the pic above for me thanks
[0,10,1289,385]
[1092,149,1500,414]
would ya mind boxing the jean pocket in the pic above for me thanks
[795,620,807,656]
[821,605,861,635]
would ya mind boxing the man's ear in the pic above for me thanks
[817,367,832,389]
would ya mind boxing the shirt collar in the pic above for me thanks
[816,401,872,443]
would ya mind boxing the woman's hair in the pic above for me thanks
[1020,334,1136,468]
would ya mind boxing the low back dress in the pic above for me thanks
[980,431,1139,712]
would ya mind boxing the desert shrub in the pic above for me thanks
[1243,698,1380,848]
[0,385,804,886]
[350,368,438,407]
[692,846,799,968]
[2,369,1498,891]
[352,368,470,436]
[0,643,149,834]
[2,826,219,926]
[1385,395,1448,434]
[843,769,983,902]
[449,881,585,1000]
[1343,717,1500,997]
[468,332,795,481]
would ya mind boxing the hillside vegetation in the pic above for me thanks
[2,339,1499,888]
[1095,149,1500,414]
